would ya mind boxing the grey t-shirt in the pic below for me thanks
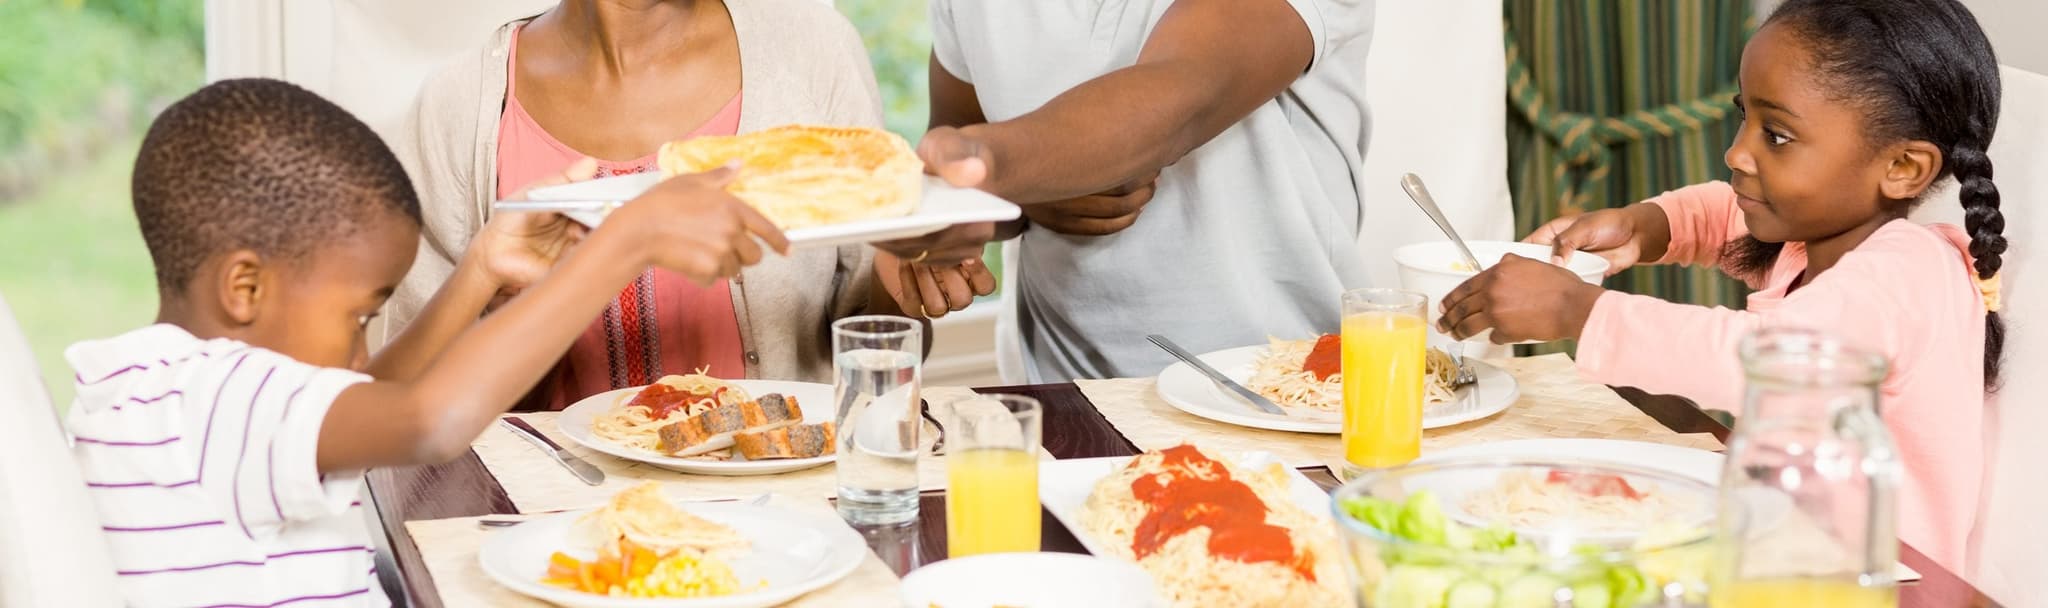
[932,0,1375,382]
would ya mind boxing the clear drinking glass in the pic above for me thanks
[941,394,1042,557]
[1711,327,1900,607]
[832,315,924,525]
[1339,288,1430,479]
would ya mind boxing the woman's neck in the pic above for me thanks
[1796,214,1899,288]
[541,0,701,76]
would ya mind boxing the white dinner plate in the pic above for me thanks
[558,380,838,476]
[1154,345,1517,434]
[525,173,1020,249]
[897,553,1162,608]
[478,501,867,608]
[1037,452,1329,560]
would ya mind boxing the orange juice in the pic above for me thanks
[1711,579,1897,608]
[945,448,1040,557]
[1341,311,1426,471]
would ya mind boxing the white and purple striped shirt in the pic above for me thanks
[65,324,387,608]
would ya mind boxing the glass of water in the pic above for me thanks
[831,315,923,525]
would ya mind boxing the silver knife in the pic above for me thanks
[1146,334,1290,416]
[490,200,622,214]
[499,417,605,486]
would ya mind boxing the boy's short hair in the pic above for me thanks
[132,78,421,293]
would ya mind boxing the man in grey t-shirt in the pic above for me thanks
[876,0,1376,382]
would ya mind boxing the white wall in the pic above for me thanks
[1754,0,2048,74]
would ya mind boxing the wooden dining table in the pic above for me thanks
[365,383,2001,607]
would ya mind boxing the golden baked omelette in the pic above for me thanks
[656,125,923,230]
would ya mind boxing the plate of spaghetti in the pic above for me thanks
[480,483,867,608]
[559,375,839,476]
[1042,444,1348,607]
[1154,337,1517,433]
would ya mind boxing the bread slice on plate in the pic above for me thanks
[734,422,837,460]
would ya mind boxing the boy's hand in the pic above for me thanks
[475,158,600,293]
[605,166,790,284]
[876,252,997,318]
[1436,254,1605,343]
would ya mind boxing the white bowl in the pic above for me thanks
[898,553,1162,608]
[1393,241,1609,345]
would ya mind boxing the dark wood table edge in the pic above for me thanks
[366,383,1999,608]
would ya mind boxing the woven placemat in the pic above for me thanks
[405,495,902,607]
[474,387,999,513]
[1080,354,1723,471]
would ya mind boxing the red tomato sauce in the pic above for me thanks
[1301,334,1342,381]
[1546,469,1644,500]
[624,383,713,419]
[1128,445,1317,581]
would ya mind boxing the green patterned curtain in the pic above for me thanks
[1504,0,1755,310]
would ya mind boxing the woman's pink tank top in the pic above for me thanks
[496,24,747,410]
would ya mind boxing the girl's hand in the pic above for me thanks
[474,158,602,293]
[877,252,997,318]
[605,167,790,284]
[1523,204,1669,276]
[1437,254,1606,343]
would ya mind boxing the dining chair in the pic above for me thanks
[0,291,123,607]
[1908,64,2048,608]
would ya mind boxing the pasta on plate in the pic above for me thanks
[1078,444,1347,607]
[1245,335,1459,412]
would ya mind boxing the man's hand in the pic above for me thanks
[1436,254,1606,343]
[876,251,997,318]
[1024,171,1159,236]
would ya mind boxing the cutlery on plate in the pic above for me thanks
[1399,173,1481,387]
[498,416,606,486]
[1146,334,1290,417]
[477,493,773,528]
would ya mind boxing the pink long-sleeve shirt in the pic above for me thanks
[1577,181,1986,572]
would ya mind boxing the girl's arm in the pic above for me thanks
[1647,181,1751,267]
[1575,257,1908,410]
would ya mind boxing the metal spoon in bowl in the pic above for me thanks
[1400,173,1484,272]
[1399,173,1479,387]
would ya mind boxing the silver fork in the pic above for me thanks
[1450,341,1478,387]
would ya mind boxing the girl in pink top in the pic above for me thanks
[1436,0,2005,572]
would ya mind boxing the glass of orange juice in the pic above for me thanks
[1339,288,1429,480]
[941,394,1042,557]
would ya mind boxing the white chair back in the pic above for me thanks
[0,292,121,607]
[1909,65,2048,608]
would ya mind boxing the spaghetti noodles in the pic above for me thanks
[1245,335,1459,411]
[591,373,751,454]
[1078,445,1346,607]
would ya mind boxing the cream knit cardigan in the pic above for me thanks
[385,0,885,383]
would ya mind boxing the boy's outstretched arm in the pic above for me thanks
[315,169,789,470]
[363,159,597,382]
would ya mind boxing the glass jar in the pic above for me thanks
[1711,327,1900,607]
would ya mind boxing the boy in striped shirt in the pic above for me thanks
[63,79,785,607]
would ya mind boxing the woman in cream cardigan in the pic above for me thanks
[388,0,982,407]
